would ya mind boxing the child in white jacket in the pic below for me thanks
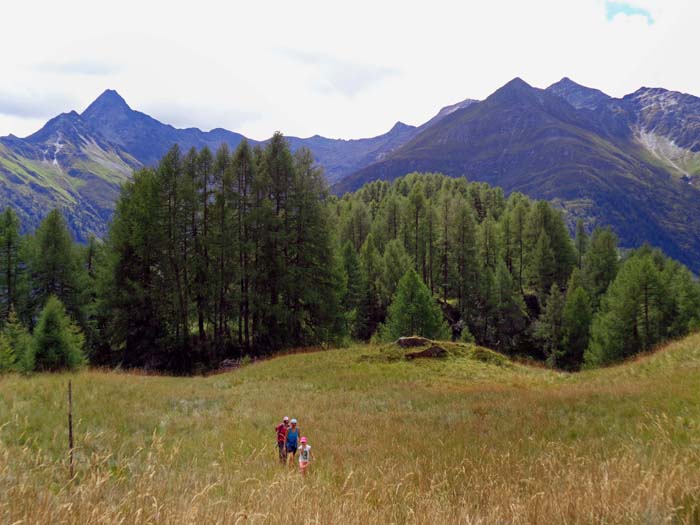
[298,436,312,475]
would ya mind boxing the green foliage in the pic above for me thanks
[99,137,346,370]
[0,333,15,372]
[533,284,565,367]
[530,231,556,300]
[382,269,449,341]
[32,296,86,371]
[1,160,698,372]
[560,284,592,370]
[28,209,88,326]
[585,249,700,367]
[3,308,33,373]
[381,239,412,303]
[575,219,588,269]
[341,241,365,335]
[0,207,22,322]
[582,227,619,305]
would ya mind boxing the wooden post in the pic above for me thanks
[68,379,74,480]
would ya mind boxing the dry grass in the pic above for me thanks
[1,336,700,524]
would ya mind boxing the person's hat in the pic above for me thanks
[283,416,289,422]
[291,418,297,424]
[300,436,307,443]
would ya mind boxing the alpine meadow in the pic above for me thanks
[3,0,700,523]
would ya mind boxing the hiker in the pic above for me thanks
[298,436,312,475]
[285,418,300,465]
[275,416,290,464]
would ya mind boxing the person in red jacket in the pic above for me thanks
[275,416,290,464]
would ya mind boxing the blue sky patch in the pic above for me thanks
[606,1,655,25]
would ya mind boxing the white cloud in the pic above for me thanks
[0,90,77,119]
[0,0,698,140]
[278,49,399,98]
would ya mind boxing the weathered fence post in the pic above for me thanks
[68,379,74,480]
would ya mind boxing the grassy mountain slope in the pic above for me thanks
[2,335,699,523]
[336,79,700,271]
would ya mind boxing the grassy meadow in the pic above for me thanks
[1,337,700,524]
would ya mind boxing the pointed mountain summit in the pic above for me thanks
[82,89,132,119]
[388,121,415,134]
[486,77,538,103]
[546,77,611,110]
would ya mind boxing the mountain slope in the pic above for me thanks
[334,78,700,270]
[546,77,611,110]
[0,91,478,239]
[2,81,700,269]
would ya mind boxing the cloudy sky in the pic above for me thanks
[1,0,698,140]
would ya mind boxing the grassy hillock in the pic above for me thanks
[1,336,699,523]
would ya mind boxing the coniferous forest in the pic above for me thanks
[0,134,699,374]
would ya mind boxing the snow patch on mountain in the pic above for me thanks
[636,126,700,180]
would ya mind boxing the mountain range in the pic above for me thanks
[1,78,700,270]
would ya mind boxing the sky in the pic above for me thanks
[1,0,698,140]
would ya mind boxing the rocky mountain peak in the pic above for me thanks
[82,89,132,120]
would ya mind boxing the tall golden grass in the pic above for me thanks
[1,336,700,524]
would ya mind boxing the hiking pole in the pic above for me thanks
[68,379,74,480]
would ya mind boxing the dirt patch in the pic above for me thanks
[406,345,448,360]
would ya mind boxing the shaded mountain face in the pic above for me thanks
[334,78,700,271]
[546,77,611,110]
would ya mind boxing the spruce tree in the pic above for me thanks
[341,241,365,332]
[356,234,384,340]
[533,284,565,367]
[586,255,662,366]
[530,231,556,301]
[450,199,479,321]
[582,227,618,305]
[3,307,33,372]
[0,207,22,321]
[490,261,528,352]
[510,200,529,292]
[30,209,86,324]
[0,333,15,372]
[383,269,448,341]
[32,296,85,371]
[560,284,592,370]
[380,239,412,303]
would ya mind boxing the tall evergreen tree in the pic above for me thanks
[356,234,384,340]
[489,261,528,352]
[450,199,479,321]
[582,227,618,305]
[29,210,86,327]
[382,269,448,341]
[0,208,22,322]
[560,283,592,370]
[530,231,556,301]
[341,241,365,336]
[533,284,565,367]
[586,255,663,366]
[380,238,412,304]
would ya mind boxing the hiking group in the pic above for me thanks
[275,416,312,474]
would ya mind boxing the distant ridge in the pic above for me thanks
[333,77,700,271]
[2,78,700,271]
